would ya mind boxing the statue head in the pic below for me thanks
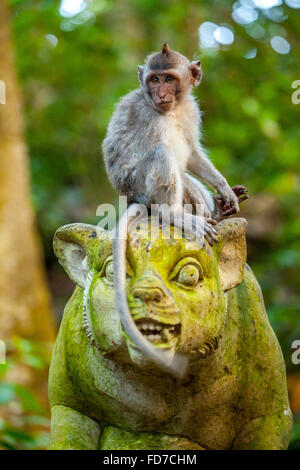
[53,218,247,372]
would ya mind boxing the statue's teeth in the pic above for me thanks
[138,322,175,335]
[148,333,162,343]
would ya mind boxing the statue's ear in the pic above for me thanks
[215,218,248,292]
[53,224,107,288]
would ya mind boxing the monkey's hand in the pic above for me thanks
[214,185,249,219]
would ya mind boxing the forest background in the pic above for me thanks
[0,0,300,449]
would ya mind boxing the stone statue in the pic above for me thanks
[48,217,292,450]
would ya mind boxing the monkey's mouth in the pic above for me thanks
[159,101,173,107]
[136,319,181,347]
[153,99,173,108]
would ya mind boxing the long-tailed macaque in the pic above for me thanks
[102,44,248,376]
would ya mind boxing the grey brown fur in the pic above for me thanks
[103,45,239,230]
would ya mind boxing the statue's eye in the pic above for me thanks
[176,265,200,287]
[101,256,132,286]
[166,75,174,82]
[151,76,159,83]
[105,261,114,284]
[169,258,203,289]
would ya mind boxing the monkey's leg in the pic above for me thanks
[183,173,214,218]
[135,144,183,207]
[135,145,218,245]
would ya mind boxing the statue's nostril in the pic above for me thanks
[133,287,163,302]
[151,288,163,302]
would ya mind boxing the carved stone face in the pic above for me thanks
[53,218,247,371]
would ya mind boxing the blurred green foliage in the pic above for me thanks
[5,0,300,448]
[0,338,51,449]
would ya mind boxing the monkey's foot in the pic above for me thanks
[171,212,219,247]
[213,185,249,221]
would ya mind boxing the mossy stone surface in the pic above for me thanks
[48,218,292,450]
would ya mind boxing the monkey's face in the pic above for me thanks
[146,72,180,113]
[137,44,203,114]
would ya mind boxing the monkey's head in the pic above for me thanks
[138,43,202,114]
[54,218,247,375]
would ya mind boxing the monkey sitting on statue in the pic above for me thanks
[102,44,249,376]
[103,43,248,235]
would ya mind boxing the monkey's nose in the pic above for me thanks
[132,286,164,303]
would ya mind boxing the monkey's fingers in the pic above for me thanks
[207,234,219,246]
[238,190,248,197]
[179,214,204,245]
[222,206,238,217]
[205,218,217,226]
[204,219,218,236]
[204,234,215,247]
[204,223,219,245]
[232,188,248,202]
[206,231,219,244]
[195,225,218,247]
[223,202,232,211]
[232,185,247,195]
[201,226,215,246]
[191,222,211,246]
[238,194,249,204]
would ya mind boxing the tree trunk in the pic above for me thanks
[0,1,55,345]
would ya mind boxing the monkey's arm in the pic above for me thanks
[187,145,239,214]
[188,145,232,194]
[48,405,101,450]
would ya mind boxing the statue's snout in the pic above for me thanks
[128,272,180,327]
[132,286,164,303]
[131,272,166,304]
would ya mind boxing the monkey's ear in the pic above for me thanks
[137,65,144,85]
[53,224,107,287]
[215,218,247,292]
[190,61,202,87]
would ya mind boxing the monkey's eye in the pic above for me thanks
[151,76,159,83]
[166,75,174,83]
[169,258,203,289]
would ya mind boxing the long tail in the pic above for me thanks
[113,204,188,378]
